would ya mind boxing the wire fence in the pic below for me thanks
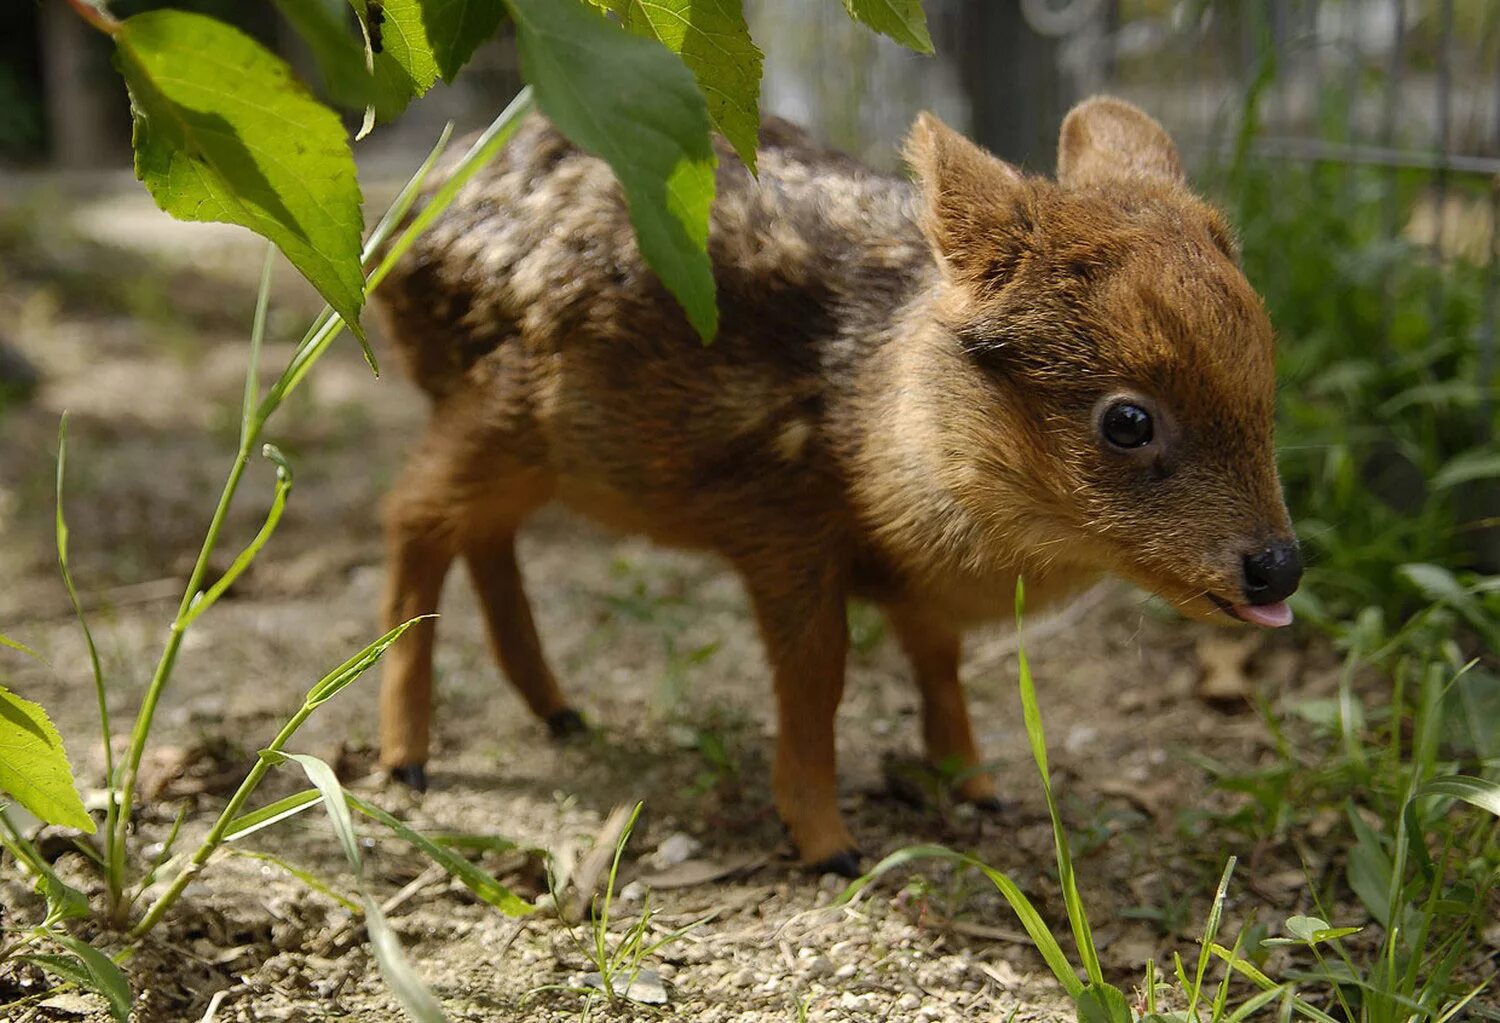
[1085,0,1499,435]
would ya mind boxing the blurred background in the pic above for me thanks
[1,0,1497,625]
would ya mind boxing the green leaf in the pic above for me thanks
[23,952,96,992]
[270,751,448,1022]
[305,616,430,708]
[506,0,720,340]
[0,685,94,833]
[839,0,933,53]
[1432,447,1500,490]
[40,869,93,923]
[225,788,325,841]
[0,632,43,663]
[115,10,367,340]
[228,849,361,913]
[1076,982,1132,1023]
[1273,914,1358,946]
[50,935,132,1023]
[366,0,509,119]
[346,792,535,916]
[270,0,381,111]
[610,0,763,171]
[839,844,1083,999]
[1413,775,1500,818]
[364,895,448,1023]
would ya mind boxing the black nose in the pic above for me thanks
[1242,541,1303,605]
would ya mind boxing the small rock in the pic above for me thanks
[803,955,833,978]
[897,992,922,1010]
[581,968,668,1005]
[648,832,701,870]
[839,991,869,1011]
[617,880,647,904]
[834,963,857,980]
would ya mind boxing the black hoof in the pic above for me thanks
[547,708,587,739]
[389,763,428,792]
[807,849,864,879]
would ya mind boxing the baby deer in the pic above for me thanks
[373,97,1301,875]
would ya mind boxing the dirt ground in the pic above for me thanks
[0,176,1369,1022]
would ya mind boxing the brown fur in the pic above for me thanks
[373,97,1294,870]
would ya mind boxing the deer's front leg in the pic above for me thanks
[886,604,997,807]
[741,563,858,876]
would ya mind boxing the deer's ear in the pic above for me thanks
[1057,96,1183,188]
[904,112,1033,291]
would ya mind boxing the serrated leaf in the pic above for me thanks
[506,0,720,340]
[0,685,93,833]
[367,0,509,119]
[272,0,371,108]
[611,0,763,171]
[115,10,367,338]
[50,935,132,1023]
[839,0,933,53]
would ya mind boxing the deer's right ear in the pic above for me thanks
[904,112,1033,292]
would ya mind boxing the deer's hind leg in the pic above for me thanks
[379,406,560,788]
[464,530,583,738]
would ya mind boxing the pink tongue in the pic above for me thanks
[1234,601,1293,628]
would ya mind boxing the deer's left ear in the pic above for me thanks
[905,111,1034,291]
[1057,96,1183,188]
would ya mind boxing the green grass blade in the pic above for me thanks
[1013,578,1104,987]
[305,616,431,708]
[54,416,114,795]
[1208,944,1342,1023]
[241,244,275,448]
[228,849,360,913]
[366,87,534,293]
[1411,775,1500,818]
[0,633,44,663]
[361,123,454,266]
[271,751,448,1022]
[224,788,325,841]
[346,792,534,917]
[181,445,293,628]
[1188,858,1238,1020]
[363,895,446,1023]
[1224,984,1289,1023]
[841,844,1084,998]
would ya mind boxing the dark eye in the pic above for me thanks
[1101,402,1154,449]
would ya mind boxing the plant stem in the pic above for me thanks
[63,0,120,35]
[128,701,314,940]
[105,88,534,931]
[108,441,254,922]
